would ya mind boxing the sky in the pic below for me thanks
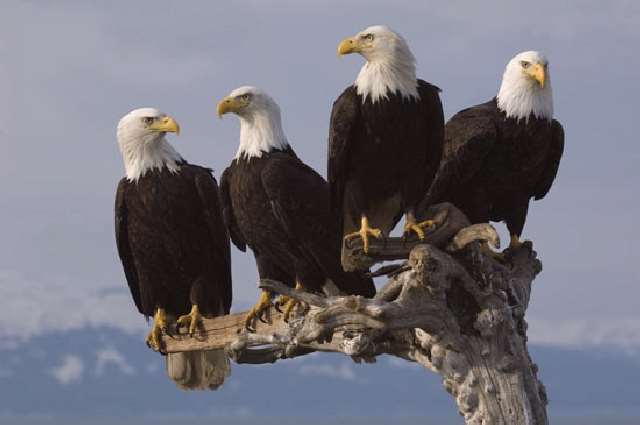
[1,0,639,358]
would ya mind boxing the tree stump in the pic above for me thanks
[160,203,548,425]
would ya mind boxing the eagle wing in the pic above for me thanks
[220,165,247,252]
[421,104,497,208]
[261,154,338,277]
[194,170,233,313]
[417,80,445,191]
[114,179,143,314]
[533,119,565,200]
[327,86,359,229]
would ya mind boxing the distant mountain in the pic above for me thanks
[0,328,638,422]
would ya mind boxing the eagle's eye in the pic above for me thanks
[142,117,155,125]
[520,61,530,69]
[240,94,252,102]
[361,33,374,41]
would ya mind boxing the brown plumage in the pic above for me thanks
[220,147,375,297]
[328,81,444,240]
[115,163,232,390]
[419,98,564,239]
[115,163,231,318]
[114,107,231,390]
[216,87,375,306]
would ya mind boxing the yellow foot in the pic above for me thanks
[403,218,435,240]
[344,216,382,254]
[145,308,167,352]
[274,283,306,322]
[177,304,203,336]
[245,290,274,331]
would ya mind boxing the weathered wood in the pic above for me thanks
[341,202,474,271]
[158,204,548,425]
[163,311,275,353]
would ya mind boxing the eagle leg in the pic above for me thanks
[245,290,274,331]
[508,234,523,250]
[344,215,383,254]
[145,307,168,352]
[176,304,203,337]
[274,282,308,322]
[403,210,436,240]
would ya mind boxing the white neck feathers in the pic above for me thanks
[235,106,289,160]
[118,134,182,181]
[496,70,553,122]
[355,57,418,103]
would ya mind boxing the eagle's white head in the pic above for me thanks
[216,86,289,160]
[116,107,182,181]
[337,25,419,103]
[497,51,553,121]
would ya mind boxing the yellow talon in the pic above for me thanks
[145,307,167,352]
[177,304,202,336]
[344,216,382,254]
[403,220,435,240]
[274,282,306,322]
[245,290,273,331]
[275,296,299,322]
[403,212,435,240]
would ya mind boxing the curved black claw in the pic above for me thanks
[245,291,274,332]
[176,305,203,337]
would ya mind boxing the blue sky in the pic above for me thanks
[1,0,639,408]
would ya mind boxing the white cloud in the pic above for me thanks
[50,355,84,385]
[95,347,135,376]
[4,268,640,356]
[297,361,357,381]
[0,270,146,349]
[528,317,640,353]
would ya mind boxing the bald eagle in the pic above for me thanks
[115,108,231,390]
[419,51,565,249]
[216,87,375,328]
[329,25,444,263]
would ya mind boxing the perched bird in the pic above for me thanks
[419,51,565,250]
[114,108,231,390]
[329,25,444,262]
[217,86,375,328]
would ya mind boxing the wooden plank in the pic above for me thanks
[162,309,287,353]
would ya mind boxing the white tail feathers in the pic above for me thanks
[166,349,230,391]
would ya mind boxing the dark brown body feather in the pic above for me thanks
[220,147,375,297]
[420,98,564,236]
[328,80,444,235]
[115,163,232,317]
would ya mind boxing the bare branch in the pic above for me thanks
[341,202,472,271]
[159,204,548,425]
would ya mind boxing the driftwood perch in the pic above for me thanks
[341,202,482,271]
[160,203,548,425]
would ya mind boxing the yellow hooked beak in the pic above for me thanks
[337,37,361,56]
[216,96,248,118]
[527,63,546,89]
[149,116,180,135]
